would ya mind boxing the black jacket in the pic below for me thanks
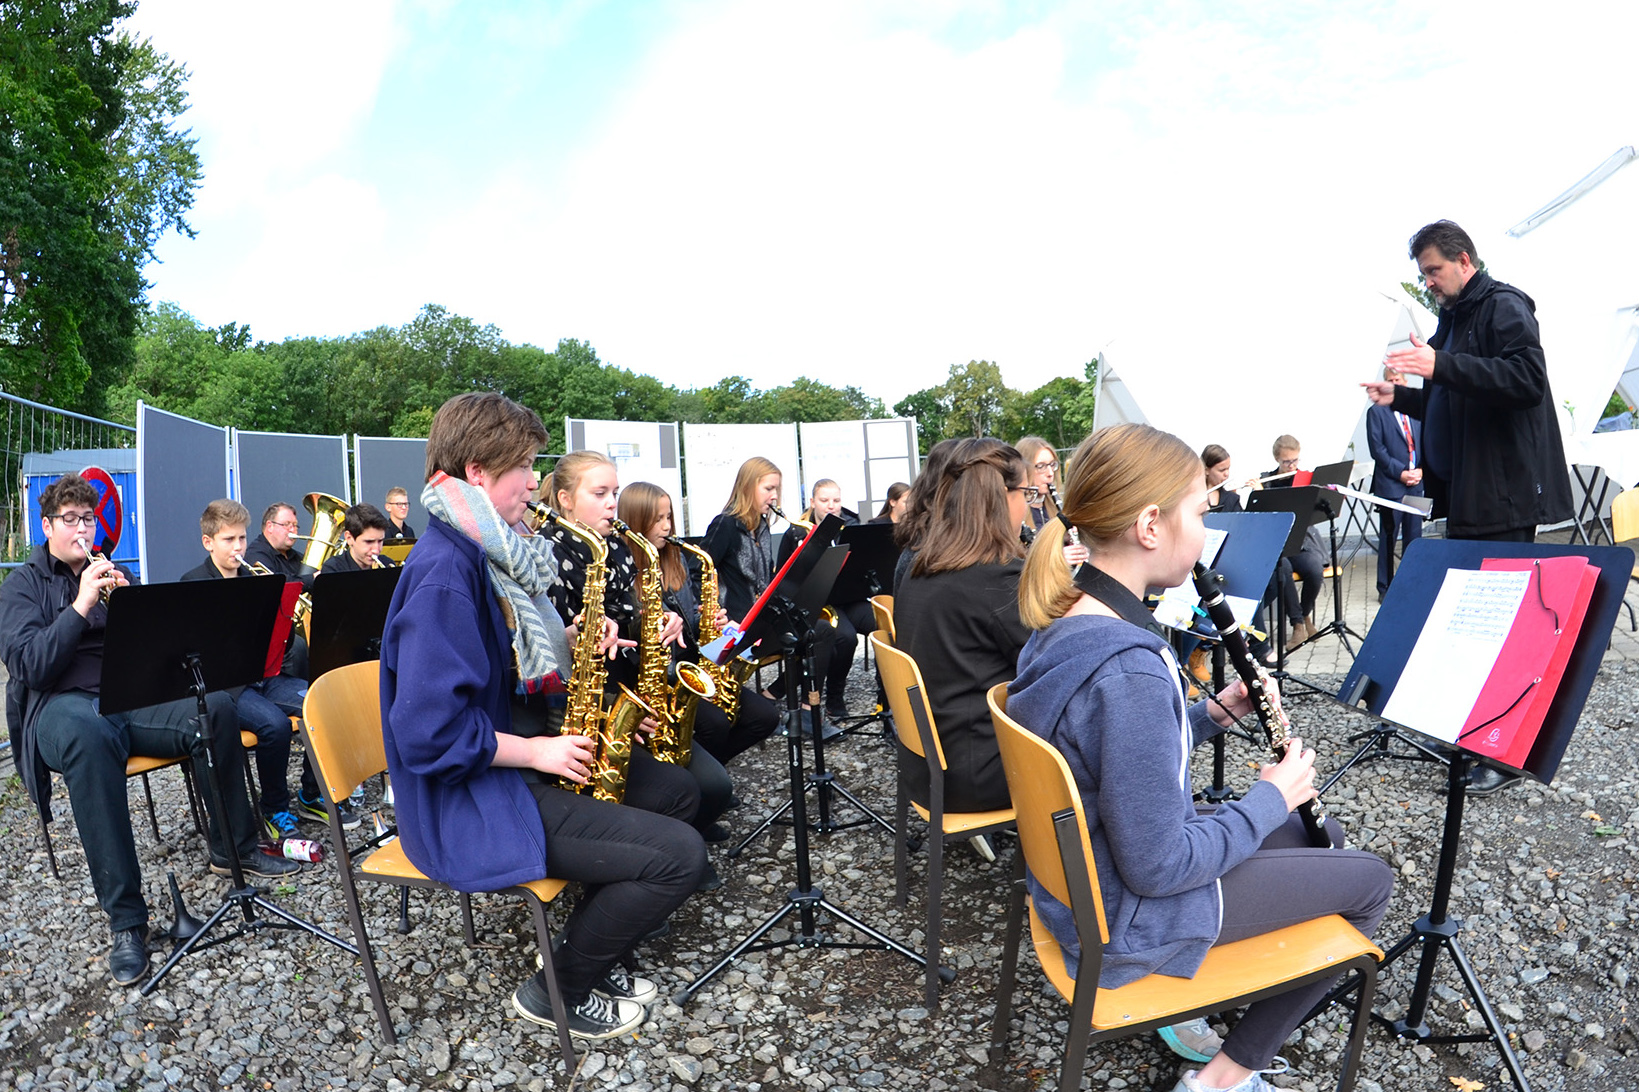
[1391,271,1572,537]
[703,513,775,621]
[0,545,133,820]
[245,532,316,590]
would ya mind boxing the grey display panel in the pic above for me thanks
[234,431,351,542]
[355,436,429,539]
[137,403,230,584]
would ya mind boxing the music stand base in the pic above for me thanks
[142,883,357,994]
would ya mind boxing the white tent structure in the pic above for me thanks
[1091,287,1433,480]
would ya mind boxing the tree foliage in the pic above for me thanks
[894,358,1099,455]
[115,303,897,441]
[0,1,201,414]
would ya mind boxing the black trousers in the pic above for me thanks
[692,686,780,764]
[34,689,258,933]
[524,747,707,1005]
[821,600,877,710]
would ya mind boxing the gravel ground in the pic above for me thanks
[2,651,1637,1092]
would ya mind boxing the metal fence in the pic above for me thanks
[1,391,135,569]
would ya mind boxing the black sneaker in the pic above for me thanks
[211,851,303,879]
[699,821,732,843]
[296,790,362,831]
[696,860,723,892]
[592,966,658,1006]
[109,926,149,986]
[513,973,645,1040]
[1466,766,1523,797]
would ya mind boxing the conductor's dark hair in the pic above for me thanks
[1410,220,1478,265]
[343,503,390,538]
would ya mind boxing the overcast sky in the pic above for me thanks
[125,0,1639,418]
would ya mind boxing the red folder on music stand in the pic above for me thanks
[264,583,303,679]
[1455,556,1598,769]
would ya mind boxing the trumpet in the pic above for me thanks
[372,553,401,569]
[77,536,120,603]
[234,552,311,628]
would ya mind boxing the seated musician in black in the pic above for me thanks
[246,502,315,591]
[1259,434,1327,648]
[384,486,416,542]
[320,504,390,573]
[180,498,310,841]
[777,478,875,723]
[0,475,299,986]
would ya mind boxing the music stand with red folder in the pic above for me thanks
[1329,538,1631,1091]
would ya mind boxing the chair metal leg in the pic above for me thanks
[524,893,577,1065]
[990,855,1027,1054]
[397,888,412,934]
[1334,957,1380,1092]
[893,780,910,907]
[139,773,162,842]
[38,810,62,881]
[460,893,477,945]
[926,824,943,1011]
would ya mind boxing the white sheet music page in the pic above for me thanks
[1381,568,1530,742]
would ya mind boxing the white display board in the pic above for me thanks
[680,422,800,537]
[799,419,920,518]
[564,419,683,515]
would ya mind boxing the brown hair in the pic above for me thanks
[1272,434,1300,460]
[875,481,910,520]
[425,392,548,482]
[1018,424,1202,629]
[40,473,99,517]
[549,450,616,516]
[200,499,251,538]
[909,438,1027,577]
[617,481,688,592]
[343,503,390,538]
[893,438,961,551]
[1200,443,1230,470]
[723,456,781,532]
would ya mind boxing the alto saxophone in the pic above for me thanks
[669,535,739,723]
[611,517,715,767]
[529,502,654,804]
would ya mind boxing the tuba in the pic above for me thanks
[611,517,715,767]
[529,502,655,803]
[670,535,740,723]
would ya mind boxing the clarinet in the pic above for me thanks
[1191,563,1332,849]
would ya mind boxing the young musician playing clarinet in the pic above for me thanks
[380,393,706,1041]
[1007,424,1393,1092]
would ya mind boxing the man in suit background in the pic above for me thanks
[1366,366,1424,599]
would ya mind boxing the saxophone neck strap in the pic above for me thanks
[1073,563,1168,641]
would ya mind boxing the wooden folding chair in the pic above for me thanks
[868,594,895,645]
[37,754,207,881]
[301,660,575,1059]
[871,634,1015,1009]
[986,682,1382,1092]
[1609,488,1639,631]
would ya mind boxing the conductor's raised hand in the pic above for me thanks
[1384,331,1437,379]
[1361,380,1397,405]
[535,733,596,784]
[1259,737,1319,812]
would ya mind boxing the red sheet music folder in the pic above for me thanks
[1457,556,1597,769]
[264,583,303,679]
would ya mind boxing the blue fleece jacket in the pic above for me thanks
[1008,614,1289,987]
[380,518,549,892]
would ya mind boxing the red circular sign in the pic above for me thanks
[79,466,123,554]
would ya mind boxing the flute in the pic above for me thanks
[1191,562,1332,849]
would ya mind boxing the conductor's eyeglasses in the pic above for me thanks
[50,512,96,527]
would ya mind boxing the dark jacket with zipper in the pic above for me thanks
[1391,271,1572,537]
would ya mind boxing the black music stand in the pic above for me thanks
[97,577,357,994]
[679,540,933,1003]
[828,522,901,736]
[307,567,402,681]
[728,539,895,854]
[1192,511,1293,801]
[1245,484,1362,691]
[1325,539,1631,1092]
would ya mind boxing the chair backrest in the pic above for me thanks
[869,594,896,644]
[1614,488,1639,544]
[303,659,387,803]
[987,682,1109,946]
[870,632,946,769]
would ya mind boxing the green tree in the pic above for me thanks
[941,359,1012,439]
[1005,374,1090,450]
[762,377,885,422]
[0,2,201,413]
[893,386,949,454]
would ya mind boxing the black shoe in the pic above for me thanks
[696,860,723,892]
[699,821,732,843]
[592,966,659,1006]
[211,851,303,879]
[513,973,645,1040]
[635,920,670,945]
[109,926,149,986]
[722,793,744,811]
[825,703,849,721]
[1466,766,1523,797]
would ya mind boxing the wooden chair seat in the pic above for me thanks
[359,838,569,903]
[125,754,187,777]
[910,800,1015,835]
[39,753,205,880]
[1028,902,1382,1031]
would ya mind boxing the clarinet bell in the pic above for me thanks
[164,870,205,943]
